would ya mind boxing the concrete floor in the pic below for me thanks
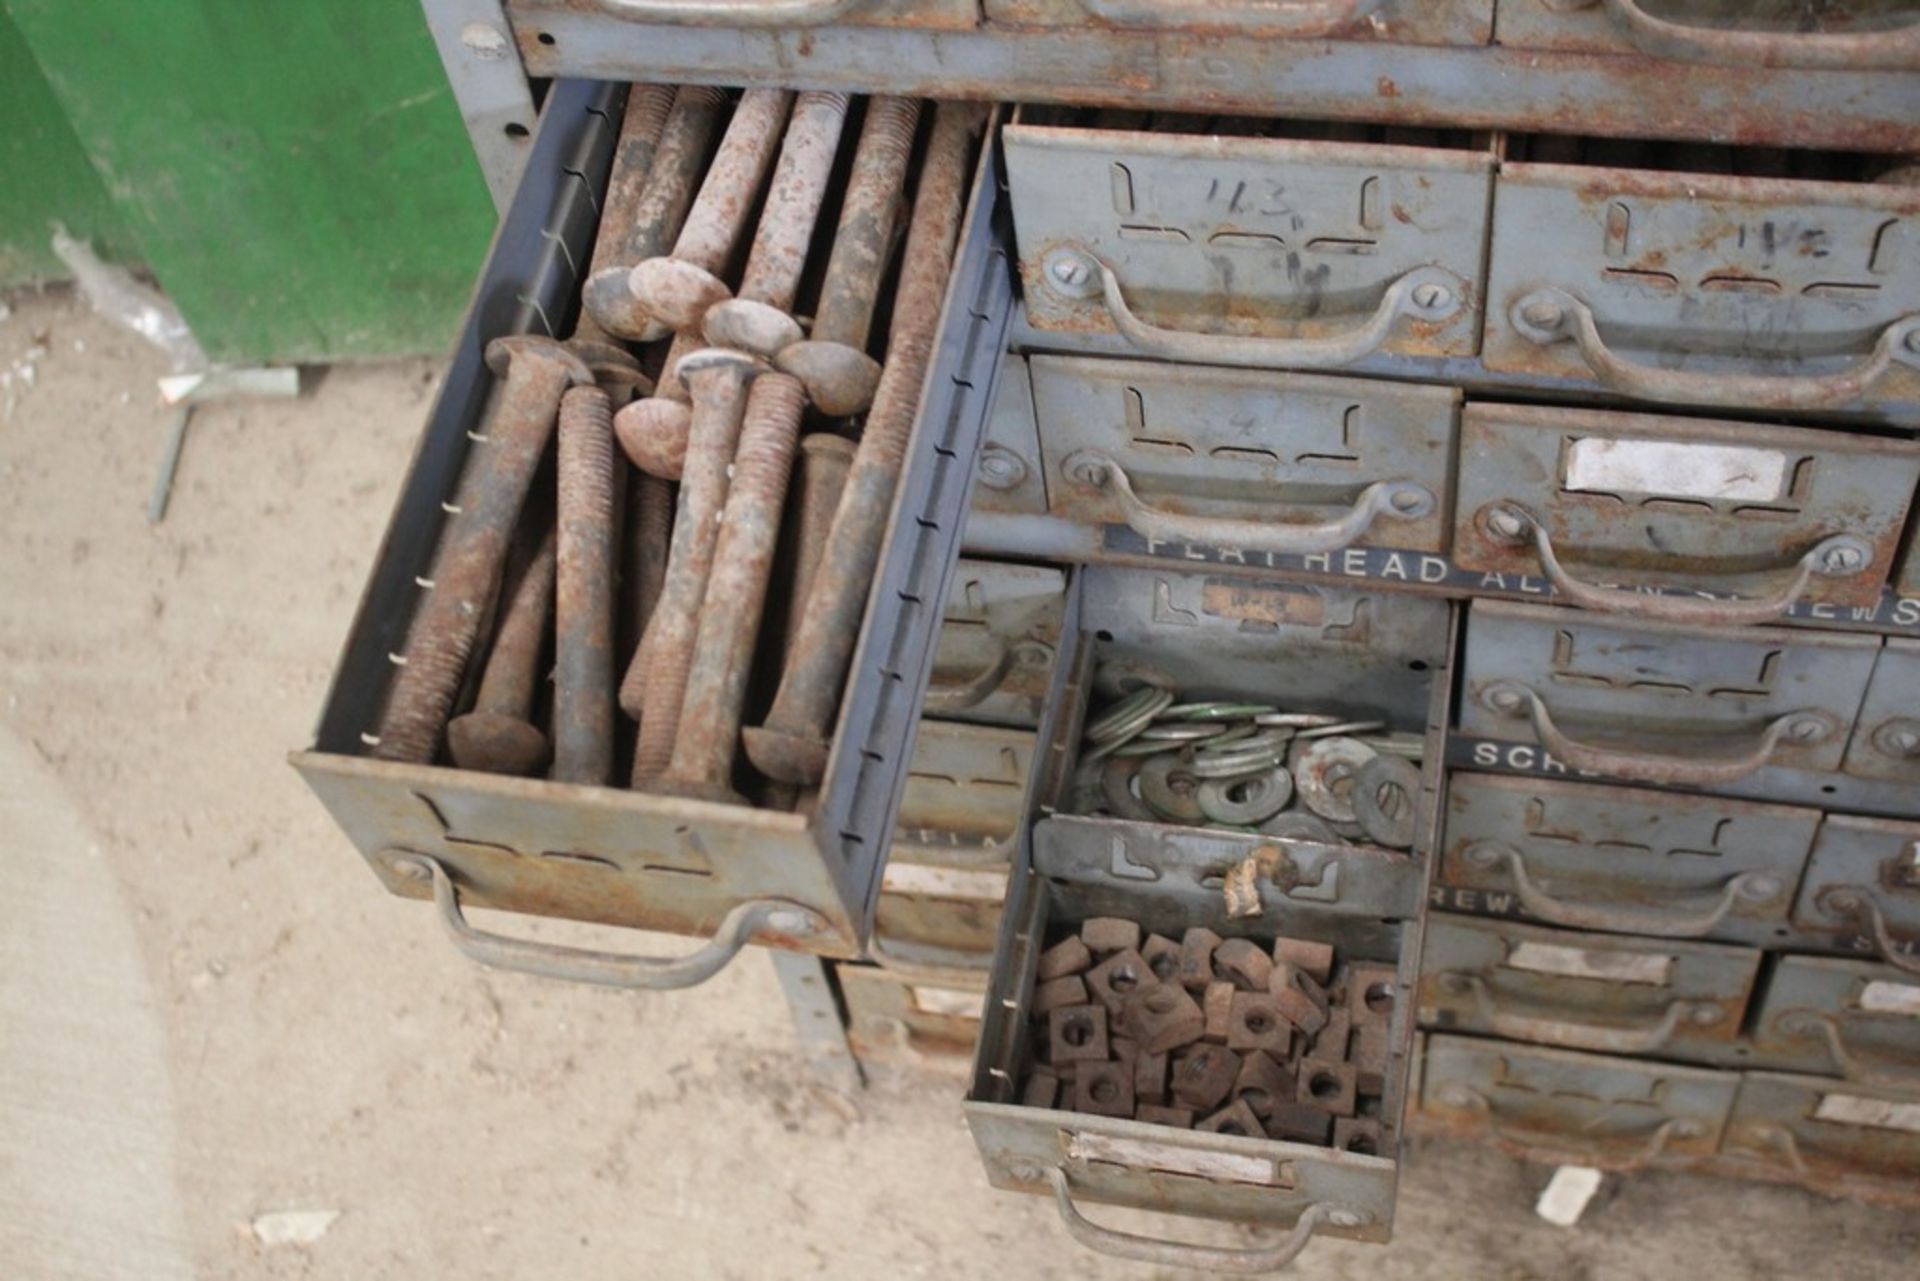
[2,285,1915,1280]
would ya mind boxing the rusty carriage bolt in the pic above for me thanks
[373,337,593,764]
[743,102,984,787]
[628,89,795,336]
[552,386,621,785]
[447,528,556,776]
[614,333,697,723]
[786,434,857,635]
[653,373,810,803]
[574,84,676,343]
[630,348,771,785]
[704,91,852,359]
[614,330,696,482]
[584,85,728,341]
[777,96,923,416]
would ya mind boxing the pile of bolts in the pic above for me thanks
[1071,676,1424,848]
[368,86,986,805]
[1020,916,1396,1152]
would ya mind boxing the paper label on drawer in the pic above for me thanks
[1564,438,1787,502]
[910,985,985,1019]
[1066,1132,1289,1186]
[1813,1093,1920,1134]
[1506,941,1673,986]
[1858,980,1920,1018]
[882,862,1010,901]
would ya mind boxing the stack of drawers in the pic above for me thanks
[297,2,1920,1270]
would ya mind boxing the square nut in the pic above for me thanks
[1333,1117,1385,1158]
[1141,933,1182,985]
[1136,1103,1195,1129]
[1074,1061,1135,1118]
[1049,1004,1109,1064]
[1271,967,1330,1037]
[1312,1006,1352,1061]
[1227,992,1292,1057]
[1171,1044,1242,1111]
[1214,938,1274,991]
[1353,1022,1391,1096]
[1086,948,1156,1016]
[1081,917,1141,955]
[1196,1098,1266,1140]
[1204,981,1235,1042]
[1297,1057,1358,1117]
[1033,974,1089,1016]
[1178,927,1221,990]
[1267,1102,1333,1145]
[1135,1049,1169,1103]
[1348,962,1399,1026]
[1274,937,1334,985]
[1022,1071,1060,1109]
[1233,1050,1296,1119]
[1127,984,1206,1054]
[1037,936,1092,981]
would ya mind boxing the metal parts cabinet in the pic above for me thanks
[298,2,1920,1270]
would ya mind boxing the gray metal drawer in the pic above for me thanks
[927,560,1069,728]
[1031,355,1460,559]
[981,0,1490,42]
[1747,954,1920,1089]
[519,0,980,30]
[1842,638,1920,787]
[1453,403,1920,623]
[1495,0,1919,70]
[1417,913,1762,1061]
[840,962,987,1067]
[1483,161,1920,417]
[1791,813,1920,971]
[1007,121,1494,370]
[1457,599,1881,791]
[1435,772,1815,948]
[972,357,1048,516]
[1720,1071,1920,1208]
[1416,1033,1737,1170]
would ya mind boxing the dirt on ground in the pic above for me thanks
[1,285,1914,1280]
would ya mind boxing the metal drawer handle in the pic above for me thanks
[1080,0,1382,35]
[1047,1169,1350,1273]
[1510,288,1920,411]
[924,638,1051,713]
[397,854,823,990]
[1481,503,1872,627]
[1433,1084,1703,1168]
[597,0,861,27]
[1443,973,1722,1055]
[867,932,995,985]
[1064,449,1434,554]
[1817,886,1920,977]
[1478,681,1835,788]
[1593,0,1920,71]
[1777,1011,1920,1093]
[1043,248,1464,371]
[1462,841,1783,938]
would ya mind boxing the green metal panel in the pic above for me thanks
[0,10,136,286]
[3,0,499,363]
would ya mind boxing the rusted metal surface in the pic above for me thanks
[788,434,858,622]
[633,349,768,784]
[623,472,674,711]
[1455,403,1920,620]
[373,336,592,765]
[510,13,1920,151]
[447,528,556,776]
[629,88,795,333]
[656,373,810,802]
[583,85,728,340]
[840,962,988,1067]
[579,83,677,338]
[1745,953,1920,1085]
[1496,0,1920,70]
[533,0,978,30]
[1483,163,1920,415]
[1718,1070,1920,1209]
[927,559,1068,728]
[1790,813,1920,965]
[552,385,619,784]
[615,331,696,479]
[775,96,923,415]
[1842,637,1920,789]
[703,91,852,358]
[983,0,1489,43]
[615,338,696,725]
[745,101,985,786]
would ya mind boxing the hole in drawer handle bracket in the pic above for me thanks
[1432,1084,1705,1168]
[1078,0,1383,36]
[1481,503,1871,627]
[1477,681,1835,788]
[1040,247,1462,371]
[1589,0,1920,71]
[391,853,824,990]
[1462,841,1783,937]
[1065,449,1434,555]
[1816,886,1920,977]
[1046,1169,1357,1272]
[1442,973,1723,1055]
[1509,288,1920,411]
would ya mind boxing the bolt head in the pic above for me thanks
[384,852,431,883]
[1484,684,1525,713]
[1328,1209,1368,1229]
[1879,724,1920,757]
[1048,257,1090,288]
[1483,506,1526,541]
[1821,544,1865,573]
[1519,298,1566,330]
[976,444,1030,491]
[1782,715,1830,744]
[1690,1004,1724,1027]
[1411,282,1452,311]
[1737,874,1785,902]
[484,334,594,386]
[774,340,883,417]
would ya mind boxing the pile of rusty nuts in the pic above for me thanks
[1071,680,1423,848]
[370,86,987,805]
[1019,916,1396,1151]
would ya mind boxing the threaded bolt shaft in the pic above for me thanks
[655,373,810,801]
[552,385,619,785]
[374,337,591,764]
[736,92,849,311]
[619,470,674,718]
[447,528,556,776]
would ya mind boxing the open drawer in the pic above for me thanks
[293,83,1013,986]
